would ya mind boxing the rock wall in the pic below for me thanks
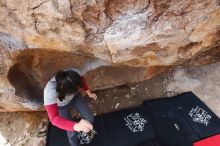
[0,0,219,111]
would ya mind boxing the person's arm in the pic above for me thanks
[80,76,89,91]
[45,103,75,132]
[45,103,93,133]
[80,76,97,100]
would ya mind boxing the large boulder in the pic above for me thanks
[0,0,219,111]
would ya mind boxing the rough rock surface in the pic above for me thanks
[0,112,47,146]
[89,62,220,117]
[0,0,219,111]
[0,62,219,146]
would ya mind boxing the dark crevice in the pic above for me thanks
[7,57,44,104]
[31,0,50,10]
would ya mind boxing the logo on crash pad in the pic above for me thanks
[189,106,211,126]
[77,129,97,144]
[124,113,147,132]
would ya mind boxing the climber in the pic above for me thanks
[44,67,97,146]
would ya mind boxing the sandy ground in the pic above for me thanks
[0,62,219,146]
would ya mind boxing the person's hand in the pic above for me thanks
[86,90,97,101]
[73,119,93,133]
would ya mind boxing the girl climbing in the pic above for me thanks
[44,67,97,146]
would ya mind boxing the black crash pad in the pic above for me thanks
[101,106,155,146]
[143,92,220,146]
[137,139,163,146]
[170,92,220,138]
[46,106,155,146]
[46,122,69,146]
[46,92,220,146]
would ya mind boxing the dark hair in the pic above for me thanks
[55,70,83,101]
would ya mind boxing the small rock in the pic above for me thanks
[164,91,177,97]
[125,94,130,98]
[130,87,136,90]
[115,103,120,109]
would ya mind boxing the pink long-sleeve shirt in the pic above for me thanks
[44,68,89,132]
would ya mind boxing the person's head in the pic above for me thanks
[55,70,83,101]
